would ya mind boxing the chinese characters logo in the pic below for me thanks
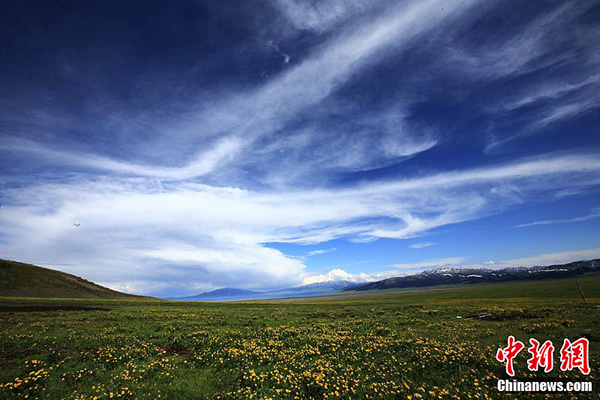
[496,336,589,376]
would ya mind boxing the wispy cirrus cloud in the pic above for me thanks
[478,248,600,270]
[305,248,337,257]
[409,242,435,249]
[486,83,600,152]
[515,206,600,228]
[391,257,468,272]
[1,153,598,296]
[500,75,600,112]
[1,0,599,298]
[273,0,383,33]
[428,0,600,152]
[3,0,480,182]
[388,248,600,276]
[444,1,581,80]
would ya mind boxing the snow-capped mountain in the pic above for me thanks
[346,259,600,292]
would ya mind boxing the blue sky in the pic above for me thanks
[0,0,599,297]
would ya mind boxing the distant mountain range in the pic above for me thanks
[344,259,600,292]
[172,288,262,302]
[168,260,600,301]
[0,259,155,299]
[168,280,360,302]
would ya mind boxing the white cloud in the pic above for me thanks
[391,257,468,272]
[445,1,593,81]
[409,242,435,249]
[486,86,600,153]
[433,0,600,152]
[494,248,600,269]
[302,268,380,285]
[531,96,600,129]
[3,137,244,180]
[516,206,600,227]
[3,0,482,181]
[500,75,600,112]
[305,248,600,286]
[305,248,336,257]
[1,153,599,296]
[273,0,381,33]
[249,105,438,182]
[2,0,599,299]
[365,249,600,281]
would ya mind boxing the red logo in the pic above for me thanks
[560,338,590,375]
[496,337,590,376]
[496,335,524,376]
[527,339,554,373]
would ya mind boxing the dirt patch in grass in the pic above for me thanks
[162,345,191,357]
[83,346,103,354]
[0,305,110,313]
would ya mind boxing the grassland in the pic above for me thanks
[0,276,598,399]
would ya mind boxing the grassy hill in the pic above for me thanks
[0,259,152,299]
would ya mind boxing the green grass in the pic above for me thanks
[0,276,598,399]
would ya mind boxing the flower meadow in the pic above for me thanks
[0,278,599,399]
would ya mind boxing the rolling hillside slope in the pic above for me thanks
[0,259,152,299]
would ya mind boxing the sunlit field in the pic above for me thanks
[1,276,598,399]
